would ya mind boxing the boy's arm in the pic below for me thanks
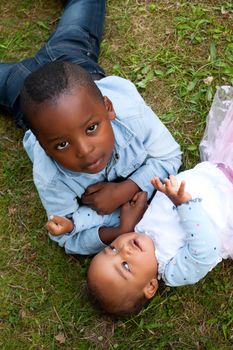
[81,179,140,215]
[163,200,220,286]
[128,105,182,199]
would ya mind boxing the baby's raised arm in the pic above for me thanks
[162,200,220,286]
[151,175,220,286]
[151,175,191,206]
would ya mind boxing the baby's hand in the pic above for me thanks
[45,215,74,236]
[151,175,192,206]
[120,191,148,232]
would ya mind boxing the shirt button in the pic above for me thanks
[86,51,91,56]
[115,153,119,160]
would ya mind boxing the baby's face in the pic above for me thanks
[88,232,158,306]
[28,88,115,173]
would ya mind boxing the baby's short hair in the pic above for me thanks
[87,276,149,318]
[20,60,103,121]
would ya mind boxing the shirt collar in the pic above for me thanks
[111,116,136,149]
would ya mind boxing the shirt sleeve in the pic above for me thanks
[35,176,120,254]
[129,105,182,198]
[36,175,104,229]
[163,199,220,286]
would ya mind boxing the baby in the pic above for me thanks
[87,163,233,315]
[86,89,233,316]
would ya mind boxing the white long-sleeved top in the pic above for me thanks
[135,162,233,286]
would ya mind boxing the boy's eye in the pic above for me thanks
[56,141,69,150]
[86,124,98,134]
[110,245,117,252]
[122,261,130,271]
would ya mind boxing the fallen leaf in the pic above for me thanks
[8,207,16,216]
[203,76,213,85]
[55,332,66,344]
[19,310,26,318]
[221,8,228,15]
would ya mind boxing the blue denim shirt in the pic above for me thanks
[23,76,182,255]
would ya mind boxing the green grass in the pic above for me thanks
[1,0,233,349]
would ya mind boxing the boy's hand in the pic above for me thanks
[81,180,140,215]
[45,215,74,236]
[119,191,148,232]
[151,175,192,206]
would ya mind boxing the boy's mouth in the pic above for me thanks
[85,155,105,171]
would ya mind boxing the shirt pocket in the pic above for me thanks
[117,149,147,178]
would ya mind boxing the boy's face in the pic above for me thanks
[29,88,115,173]
[88,232,158,306]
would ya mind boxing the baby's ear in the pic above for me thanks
[103,96,116,120]
[143,278,158,299]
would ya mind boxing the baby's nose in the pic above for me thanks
[120,243,132,256]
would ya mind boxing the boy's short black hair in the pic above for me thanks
[20,60,103,120]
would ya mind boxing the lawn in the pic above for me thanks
[0,0,233,349]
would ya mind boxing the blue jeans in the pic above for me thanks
[0,0,106,130]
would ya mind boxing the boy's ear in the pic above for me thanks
[143,278,158,300]
[103,96,116,120]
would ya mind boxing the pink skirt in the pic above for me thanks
[200,86,233,183]
[200,86,233,258]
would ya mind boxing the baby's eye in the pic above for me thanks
[56,141,69,150]
[87,124,98,134]
[122,261,130,271]
[110,245,117,252]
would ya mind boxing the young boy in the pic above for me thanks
[0,0,181,255]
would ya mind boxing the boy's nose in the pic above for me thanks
[75,140,94,158]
